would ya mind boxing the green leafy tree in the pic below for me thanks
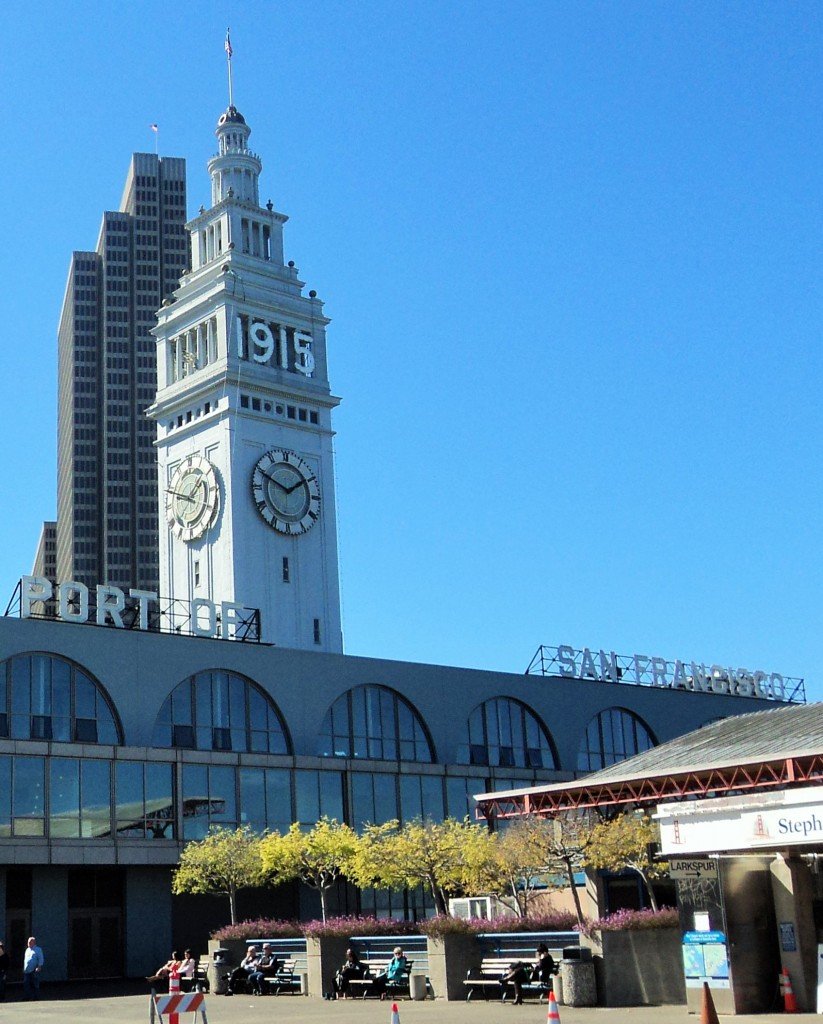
[259,817,359,922]
[347,817,493,916]
[536,814,594,927]
[171,825,266,924]
[585,812,668,910]
[468,817,564,918]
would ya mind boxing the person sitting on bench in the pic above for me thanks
[503,943,556,1005]
[146,952,182,984]
[333,947,364,999]
[247,944,281,995]
[227,945,261,995]
[372,947,409,999]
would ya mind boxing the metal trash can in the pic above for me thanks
[553,973,564,1005]
[560,959,596,1007]
[298,972,309,996]
[209,948,232,996]
[409,974,427,1001]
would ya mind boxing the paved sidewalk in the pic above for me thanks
[0,989,813,1024]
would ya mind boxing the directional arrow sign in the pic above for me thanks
[669,858,719,880]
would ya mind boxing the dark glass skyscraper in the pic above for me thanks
[55,153,188,592]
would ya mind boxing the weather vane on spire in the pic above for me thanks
[225,28,234,107]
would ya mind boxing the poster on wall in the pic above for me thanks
[682,931,730,990]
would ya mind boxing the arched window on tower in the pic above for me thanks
[459,697,557,769]
[0,653,122,744]
[318,684,435,762]
[577,707,656,773]
[151,670,290,754]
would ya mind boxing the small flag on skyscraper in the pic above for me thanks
[225,30,233,59]
[150,124,159,132]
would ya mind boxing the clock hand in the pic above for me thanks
[168,483,206,507]
[259,467,287,492]
[282,478,308,495]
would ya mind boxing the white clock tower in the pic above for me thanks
[148,104,343,652]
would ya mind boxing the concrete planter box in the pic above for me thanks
[426,933,481,1000]
[588,927,685,1007]
[207,938,247,994]
[207,937,246,967]
[306,935,350,999]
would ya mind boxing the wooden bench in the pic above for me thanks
[260,959,301,995]
[180,959,209,993]
[464,956,558,1003]
[464,958,509,1001]
[348,958,413,1000]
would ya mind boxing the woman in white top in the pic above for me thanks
[179,950,196,980]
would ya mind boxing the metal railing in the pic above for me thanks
[4,579,262,643]
[525,644,805,704]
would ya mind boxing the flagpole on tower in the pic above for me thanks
[225,28,234,107]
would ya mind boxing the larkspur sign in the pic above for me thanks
[17,575,259,642]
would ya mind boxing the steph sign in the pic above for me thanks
[657,786,823,855]
[18,575,258,641]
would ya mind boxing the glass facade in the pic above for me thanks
[239,767,291,835]
[1,654,121,744]
[577,707,656,772]
[460,697,556,769]
[318,685,434,761]
[182,763,238,840]
[0,754,554,847]
[115,762,175,839]
[152,670,290,754]
[295,769,345,827]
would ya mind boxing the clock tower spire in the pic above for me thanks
[148,103,343,652]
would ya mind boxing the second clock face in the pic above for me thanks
[166,455,220,542]
[251,449,321,535]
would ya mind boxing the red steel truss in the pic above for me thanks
[476,752,823,819]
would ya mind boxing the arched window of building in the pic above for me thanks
[460,697,557,769]
[0,653,122,744]
[152,670,290,754]
[318,685,435,762]
[577,707,656,772]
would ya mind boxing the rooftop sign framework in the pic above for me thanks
[525,644,805,704]
[4,575,262,643]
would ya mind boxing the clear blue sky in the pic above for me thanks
[0,1,820,697]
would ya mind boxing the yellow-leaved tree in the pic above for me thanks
[585,812,668,910]
[348,817,494,916]
[171,825,266,924]
[258,817,359,922]
[469,817,565,918]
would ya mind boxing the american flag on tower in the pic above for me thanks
[225,30,233,59]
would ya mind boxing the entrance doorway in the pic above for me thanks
[67,868,123,979]
[6,867,32,982]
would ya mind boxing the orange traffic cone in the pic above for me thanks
[390,1001,400,1024]
[700,982,720,1024]
[547,990,561,1024]
[782,968,798,1013]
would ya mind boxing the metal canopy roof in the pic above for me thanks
[475,703,823,818]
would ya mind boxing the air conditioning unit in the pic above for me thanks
[448,895,516,920]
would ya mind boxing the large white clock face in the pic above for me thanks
[251,449,321,535]
[166,455,220,542]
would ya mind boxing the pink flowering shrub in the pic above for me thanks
[302,916,420,939]
[420,911,582,938]
[211,918,302,941]
[580,906,678,937]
